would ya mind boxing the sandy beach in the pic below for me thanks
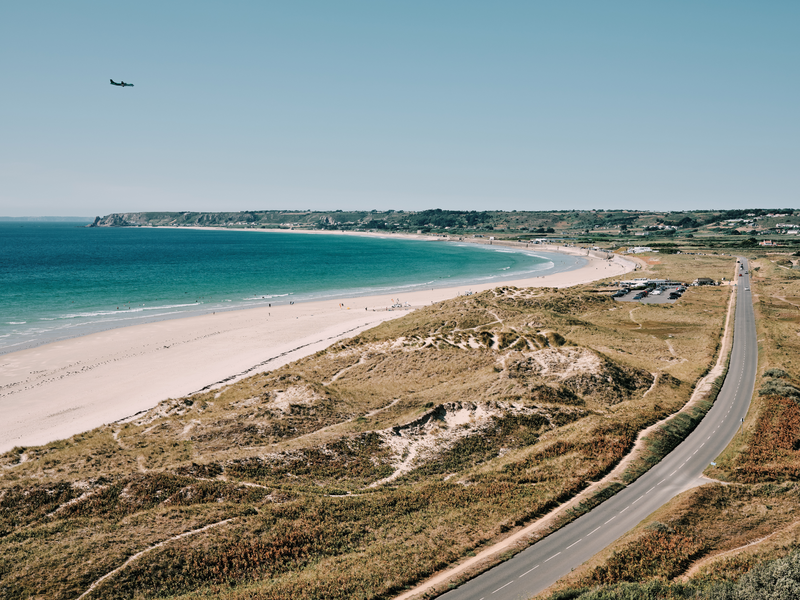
[0,245,635,453]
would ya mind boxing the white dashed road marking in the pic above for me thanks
[519,565,539,578]
[544,552,561,563]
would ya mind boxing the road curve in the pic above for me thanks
[439,260,757,600]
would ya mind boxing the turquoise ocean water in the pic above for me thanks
[0,223,584,354]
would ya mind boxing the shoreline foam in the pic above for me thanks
[0,244,634,453]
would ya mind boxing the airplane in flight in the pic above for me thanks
[110,79,134,87]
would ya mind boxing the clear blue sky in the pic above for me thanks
[1,1,797,216]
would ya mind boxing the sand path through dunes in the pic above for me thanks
[0,250,634,453]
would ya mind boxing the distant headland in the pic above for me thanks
[88,208,800,250]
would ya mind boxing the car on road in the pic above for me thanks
[633,292,644,300]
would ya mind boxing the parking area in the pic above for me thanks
[613,285,685,304]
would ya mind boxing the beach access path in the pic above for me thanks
[0,245,634,453]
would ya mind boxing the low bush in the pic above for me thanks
[548,548,800,600]
[758,379,800,399]
[579,523,707,585]
[763,368,790,380]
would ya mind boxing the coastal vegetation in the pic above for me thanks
[541,252,800,600]
[0,253,734,599]
[88,209,800,253]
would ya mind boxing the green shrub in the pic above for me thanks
[759,379,800,399]
[763,368,790,380]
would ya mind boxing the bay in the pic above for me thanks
[0,223,581,354]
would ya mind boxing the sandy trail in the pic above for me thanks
[76,518,235,600]
[0,247,634,453]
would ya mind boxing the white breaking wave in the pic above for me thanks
[58,302,201,320]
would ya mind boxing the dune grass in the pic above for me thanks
[0,254,734,600]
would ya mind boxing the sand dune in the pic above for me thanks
[0,247,634,453]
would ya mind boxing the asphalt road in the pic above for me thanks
[439,260,756,600]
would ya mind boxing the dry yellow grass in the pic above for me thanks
[537,253,800,599]
[0,254,735,600]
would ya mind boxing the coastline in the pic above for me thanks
[0,242,635,454]
[0,228,582,356]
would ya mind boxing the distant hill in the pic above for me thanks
[88,208,798,236]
